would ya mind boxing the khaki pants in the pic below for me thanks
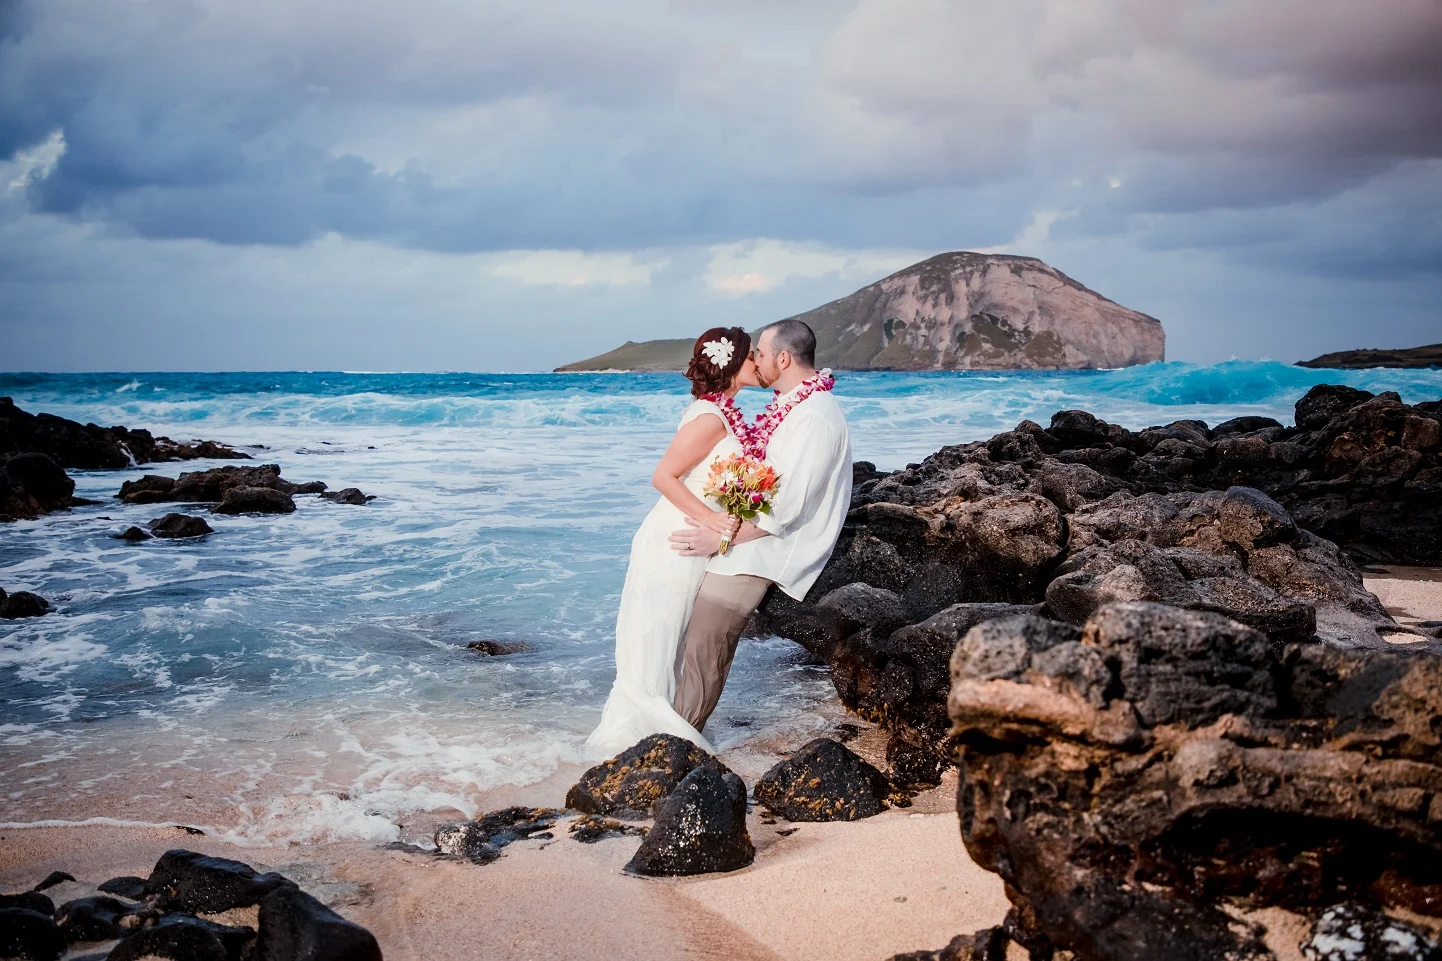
[673,573,772,731]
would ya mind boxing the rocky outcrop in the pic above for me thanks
[143,850,295,914]
[565,733,733,819]
[8,849,379,961]
[935,603,1442,960]
[118,465,326,506]
[319,487,375,505]
[1299,343,1442,370]
[624,766,754,876]
[0,588,51,619]
[214,486,297,515]
[149,513,215,539]
[753,737,892,822]
[1,452,77,521]
[557,252,1164,371]
[0,396,248,469]
[753,385,1441,959]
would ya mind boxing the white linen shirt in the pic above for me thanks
[707,387,852,599]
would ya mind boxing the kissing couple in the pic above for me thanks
[584,319,852,757]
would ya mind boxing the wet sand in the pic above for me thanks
[1364,564,1442,635]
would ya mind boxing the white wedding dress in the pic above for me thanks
[584,399,742,758]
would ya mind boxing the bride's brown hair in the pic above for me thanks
[685,326,751,398]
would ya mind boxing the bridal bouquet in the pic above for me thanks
[703,453,779,555]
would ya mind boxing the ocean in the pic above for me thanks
[3,361,1441,844]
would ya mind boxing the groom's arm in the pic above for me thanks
[669,515,767,556]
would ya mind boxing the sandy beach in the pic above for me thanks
[0,768,1009,961]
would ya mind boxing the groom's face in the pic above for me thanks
[753,331,783,387]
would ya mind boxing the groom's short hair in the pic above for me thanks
[762,319,817,368]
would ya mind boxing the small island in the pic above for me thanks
[557,252,1165,372]
[1297,343,1442,369]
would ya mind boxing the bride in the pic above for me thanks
[584,327,759,757]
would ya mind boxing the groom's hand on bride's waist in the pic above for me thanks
[670,517,768,556]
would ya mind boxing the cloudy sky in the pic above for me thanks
[2,0,1439,372]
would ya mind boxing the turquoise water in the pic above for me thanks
[2,362,1440,842]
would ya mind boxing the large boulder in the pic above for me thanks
[0,589,51,619]
[942,602,1442,960]
[1,452,76,521]
[0,907,65,961]
[566,733,732,819]
[753,738,891,822]
[214,486,297,515]
[253,885,382,961]
[149,513,215,539]
[108,914,254,961]
[624,766,754,876]
[143,849,295,914]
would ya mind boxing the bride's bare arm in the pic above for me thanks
[652,415,742,537]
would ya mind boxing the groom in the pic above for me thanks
[668,318,852,731]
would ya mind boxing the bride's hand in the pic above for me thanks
[703,511,741,538]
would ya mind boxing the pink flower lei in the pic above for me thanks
[699,391,751,442]
[746,368,835,458]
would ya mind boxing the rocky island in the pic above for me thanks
[557,252,1165,372]
[1298,343,1442,370]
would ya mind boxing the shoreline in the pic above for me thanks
[0,764,1012,961]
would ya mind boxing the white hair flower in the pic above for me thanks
[701,337,735,368]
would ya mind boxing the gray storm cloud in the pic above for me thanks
[1,0,1439,370]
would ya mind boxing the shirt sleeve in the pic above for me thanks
[752,410,845,538]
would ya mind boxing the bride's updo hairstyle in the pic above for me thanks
[685,326,751,398]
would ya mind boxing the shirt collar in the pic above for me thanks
[772,373,815,405]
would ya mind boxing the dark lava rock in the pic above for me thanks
[0,890,54,915]
[0,589,51,619]
[119,464,321,505]
[753,738,890,822]
[568,815,647,844]
[890,927,1009,961]
[148,513,215,539]
[253,885,381,961]
[1219,485,1297,549]
[434,806,560,863]
[109,914,254,961]
[565,733,733,819]
[624,766,754,877]
[465,640,530,656]
[117,525,152,541]
[117,474,177,504]
[213,486,297,515]
[1,452,76,522]
[143,849,295,913]
[0,397,248,469]
[0,907,65,961]
[944,602,1442,961]
[318,488,373,505]
[55,895,136,942]
[1300,903,1441,960]
[96,875,149,900]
